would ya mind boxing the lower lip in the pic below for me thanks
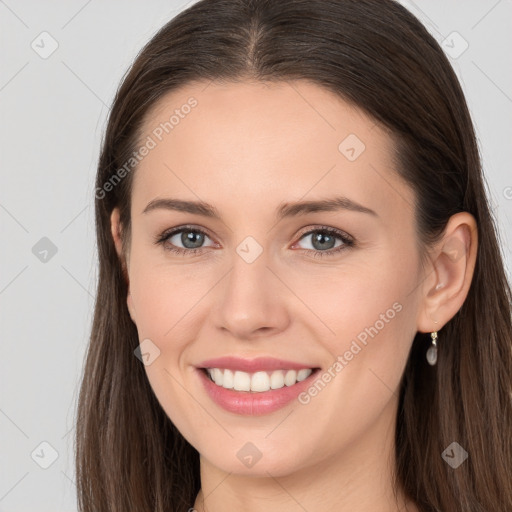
[197,368,320,415]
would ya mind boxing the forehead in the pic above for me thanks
[132,79,413,221]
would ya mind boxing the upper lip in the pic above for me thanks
[197,356,318,373]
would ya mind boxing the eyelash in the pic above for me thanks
[154,224,355,259]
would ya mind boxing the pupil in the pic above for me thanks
[183,231,204,249]
[313,232,334,250]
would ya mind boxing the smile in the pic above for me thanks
[204,367,313,393]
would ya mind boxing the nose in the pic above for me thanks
[213,247,290,340]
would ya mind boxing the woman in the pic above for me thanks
[75,0,512,511]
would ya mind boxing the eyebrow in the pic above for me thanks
[142,196,378,219]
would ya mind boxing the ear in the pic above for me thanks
[110,207,124,260]
[416,212,478,332]
[110,207,137,324]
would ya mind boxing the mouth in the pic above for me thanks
[195,356,322,415]
[201,367,320,393]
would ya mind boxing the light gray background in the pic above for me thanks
[0,1,511,510]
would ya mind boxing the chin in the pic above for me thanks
[198,439,313,478]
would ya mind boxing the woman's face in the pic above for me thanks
[112,80,427,476]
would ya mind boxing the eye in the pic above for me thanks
[155,224,355,258]
[292,226,354,258]
[154,225,217,256]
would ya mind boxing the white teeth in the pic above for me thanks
[212,368,223,386]
[270,370,285,389]
[205,367,314,392]
[233,371,251,391]
[284,369,297,386]
[222,369,234,389]
[251,371,270,392]
[297,368,312,381]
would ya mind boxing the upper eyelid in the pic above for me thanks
[160,225,214,242]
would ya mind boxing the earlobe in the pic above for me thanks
[417,212,478,332]
[126,290,137,324]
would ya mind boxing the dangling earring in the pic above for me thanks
[426,331,438,366]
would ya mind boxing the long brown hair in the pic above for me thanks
[75,1,512,510]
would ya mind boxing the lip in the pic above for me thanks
[197,356,316,373]
[196,361,321,416]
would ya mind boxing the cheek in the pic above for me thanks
[128,252,212,340]
[127,257,215,445]
[292,273,417,456]
[295,252,419,404]
[293,255,417,344]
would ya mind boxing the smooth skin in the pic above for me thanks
[110,80,477,512]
